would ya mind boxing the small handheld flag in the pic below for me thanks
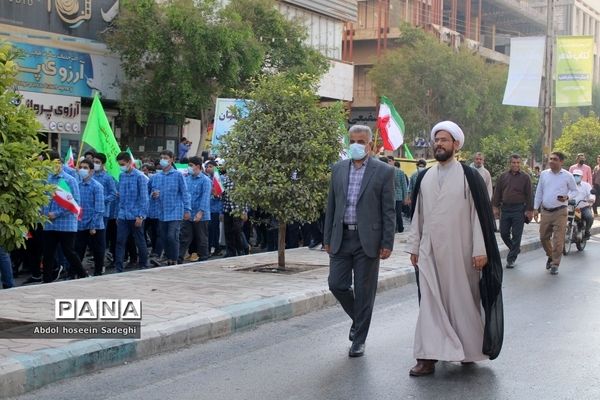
[64,146,75,168]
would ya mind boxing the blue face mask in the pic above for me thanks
[348,143,367,160]
[159,159,170,168]
[574,176,582,184]
[119,165,129,173]
[187,166,195,175]
[78,169,90,179]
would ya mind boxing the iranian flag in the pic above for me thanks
[53,178,82,217]
[212,169,224,197]
[64,146,75,168]
[377,96,405,151]
[126,147,138,168]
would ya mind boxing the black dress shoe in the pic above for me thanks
[349,327,356,342]
[348,342,365,357]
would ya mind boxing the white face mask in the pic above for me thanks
[348,143,367,160]
[78,168,90,179]
[93,162,102,171]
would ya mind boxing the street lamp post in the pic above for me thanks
[542,0,555,168]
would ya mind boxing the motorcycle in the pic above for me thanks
[563,199,592,255]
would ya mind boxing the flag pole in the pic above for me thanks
[76,91,99,167]
[372,100,381,155]
[75,137,85,168]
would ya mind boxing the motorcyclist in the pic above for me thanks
[572,169,596,240]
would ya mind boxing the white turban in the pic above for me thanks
[431,121,465,150]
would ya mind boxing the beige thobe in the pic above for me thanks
[409,160,488,362]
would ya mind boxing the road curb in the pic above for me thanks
[2,226,599,398]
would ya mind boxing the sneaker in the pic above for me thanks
[546,257,552,270]
[550,266,559,275]
[22,275,42,285]
[506,260,515,269]
[183,253,192,261]
[52,265,64,282]
[187,253,200,262]
[150,257,162,267]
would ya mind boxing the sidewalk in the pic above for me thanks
[1,220,599,398]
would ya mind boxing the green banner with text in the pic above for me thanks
[555,36,594,107]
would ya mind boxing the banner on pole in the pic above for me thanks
[555,36,594,107]
[210,98,248,153]
[502,37,545,107]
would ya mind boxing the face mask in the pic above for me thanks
[159,159,170,168]
[348,143,367,161]
[574,176,582,184]
[93,163,102,171]
[417,167,425,172]
[78,169,90,179]
[119,165,129,173]
[187,167,195,175]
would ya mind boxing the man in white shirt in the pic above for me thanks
[571,169,596,240]
[533,152,578,275]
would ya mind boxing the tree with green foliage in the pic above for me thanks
[105,0,262,134]
[220,73,344,267]
[0,43,51,251]
[369,24,540,154]
[554,113,600,165]
[105,0,327,152]
[480,128,532,182]
[223,0,328,77]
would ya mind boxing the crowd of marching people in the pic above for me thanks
[1,143,325,288]
[1,134,599,290]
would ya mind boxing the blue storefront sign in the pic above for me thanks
[14,41,93,97]
[12,41,121,100]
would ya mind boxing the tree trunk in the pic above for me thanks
[278,221,286,269]
[197,107,210,156]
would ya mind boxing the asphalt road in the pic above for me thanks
[10,235,600,400]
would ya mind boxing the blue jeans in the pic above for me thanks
[115,219,148,272]
[0,246,14,288]
[159,220,181,262]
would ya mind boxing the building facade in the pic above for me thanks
[532,0,600,82]
[1,0,124,157]
[347,0,548,154]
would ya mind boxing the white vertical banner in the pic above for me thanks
[502,36,546,107]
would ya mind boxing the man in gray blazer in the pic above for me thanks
[324,125,396,357]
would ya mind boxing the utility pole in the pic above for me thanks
[542,0,555,167]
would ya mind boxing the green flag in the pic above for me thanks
[82,94,121,180]
[403,143,414,160]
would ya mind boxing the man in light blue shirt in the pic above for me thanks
[150,150,191,265]
[115,151,149,272]
[41,150,89,282]
[75,159,106,276]
[92,152,117,268]
[179,156,212,262]
[533,151,578,275]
